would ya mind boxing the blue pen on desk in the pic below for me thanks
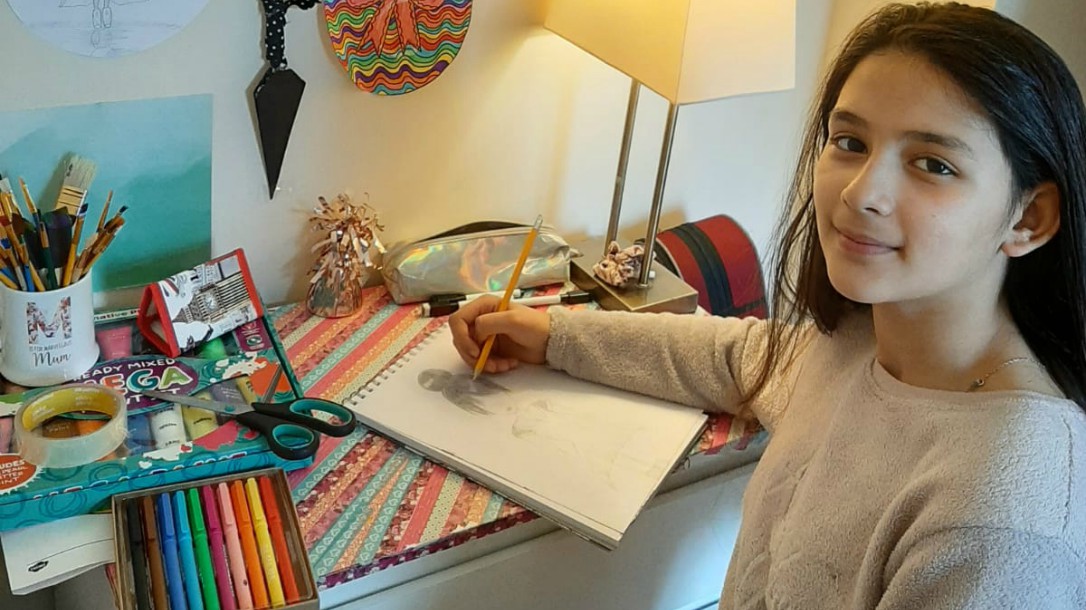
[157,493,189,610]
[174,491,206,610]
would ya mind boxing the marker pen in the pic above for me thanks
[230,480,268,609]
[246,478,284,607]
[201,485,237,610]
[217,483,253,610]
[421,290,593,317]
[124,501,152,610]
[174,491,205,610]
[156,493,189,610]
[188,488,221,610]
[258,477,299,603]
[140,496,170,610]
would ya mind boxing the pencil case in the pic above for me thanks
[380,221,576,304]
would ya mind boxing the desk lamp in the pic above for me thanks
[544,0,796,313]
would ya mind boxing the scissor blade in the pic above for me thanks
[139,389,253,416]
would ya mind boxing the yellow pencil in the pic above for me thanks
[0,272,17,290]
[472,214,543,380]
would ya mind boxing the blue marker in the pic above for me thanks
[156,493,188,610]
[174,491,205,610]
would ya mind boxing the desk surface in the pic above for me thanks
[271,286,765,592]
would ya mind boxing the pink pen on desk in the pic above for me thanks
[202,486,237,610]
[218,482,253,610]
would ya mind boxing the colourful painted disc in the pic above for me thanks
[324,0,472,96]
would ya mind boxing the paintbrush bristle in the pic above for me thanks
[0,178,11,195]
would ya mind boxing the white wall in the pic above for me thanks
[0,1,833,305]
[0,1,1080,306]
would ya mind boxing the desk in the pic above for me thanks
[271,286,766,600]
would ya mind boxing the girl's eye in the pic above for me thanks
[831,136,866,154]
[912,157,956,176]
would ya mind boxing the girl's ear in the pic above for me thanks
[1001,182,1061,258]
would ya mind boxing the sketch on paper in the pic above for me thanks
[417,366,667,487]
[7,0,209,58]
[418,369,508,415]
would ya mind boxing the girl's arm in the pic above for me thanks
[546,308,793,430]
[876,527,1085,609]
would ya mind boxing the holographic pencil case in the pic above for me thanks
[380,221,575,304]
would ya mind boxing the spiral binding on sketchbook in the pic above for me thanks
[346,325,447,406]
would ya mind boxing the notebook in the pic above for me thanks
[345,324,708,549]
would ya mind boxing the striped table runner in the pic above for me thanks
[272,287,765,590]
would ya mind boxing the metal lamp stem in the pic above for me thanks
[605,80,642,258]
[638,101,679,286]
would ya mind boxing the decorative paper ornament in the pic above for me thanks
[324,0,472,95]
[306,193,386,318]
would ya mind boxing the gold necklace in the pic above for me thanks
[967,357,1040,392]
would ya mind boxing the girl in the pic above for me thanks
[450,2,1086,608]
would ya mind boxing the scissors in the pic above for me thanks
[139,369,356,460]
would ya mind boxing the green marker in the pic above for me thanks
[187,487,221,610]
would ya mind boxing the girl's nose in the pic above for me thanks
[841,156,897,216]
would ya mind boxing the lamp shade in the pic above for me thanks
[544,0,796,105]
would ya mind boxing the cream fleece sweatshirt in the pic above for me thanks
[545,308,1086,609]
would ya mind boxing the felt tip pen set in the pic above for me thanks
[0,310,315,532]
[113,468,318,610]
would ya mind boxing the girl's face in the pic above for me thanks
[813,51,1018,309]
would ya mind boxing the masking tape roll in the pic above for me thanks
[14,385,127,468]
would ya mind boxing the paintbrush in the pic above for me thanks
[53,155,97,217]
[62,203,88,287]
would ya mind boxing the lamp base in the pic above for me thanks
[570,241,698,314]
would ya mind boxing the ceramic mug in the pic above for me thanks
[0,272,99,387]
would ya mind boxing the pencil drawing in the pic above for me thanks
[417,369,509,415]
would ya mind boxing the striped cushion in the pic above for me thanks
[653,215,767,318]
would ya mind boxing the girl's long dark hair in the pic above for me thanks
[749,2,1086,409]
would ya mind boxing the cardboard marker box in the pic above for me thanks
[112,468,318,610]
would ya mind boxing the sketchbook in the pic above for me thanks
[345,324,708,549]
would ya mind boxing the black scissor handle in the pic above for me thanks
[237,411,319,461]
[253,398,356,437]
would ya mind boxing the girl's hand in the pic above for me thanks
[448,295,551,374]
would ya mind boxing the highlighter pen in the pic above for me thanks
[188,488,221,610]
[174,491,206,610]
[141,497,170,610]
[157,492,189,610]
[201,486,237,610]
[124,501,153,610]
[230,480,269,609]
[257,477,299,603]
[245,479,284,607]
[217,483,253,610]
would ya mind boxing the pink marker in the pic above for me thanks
[218,482,253,609]
[202,485,237,610]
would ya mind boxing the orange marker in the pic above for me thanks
[258,477,299,603]
[231,480,269,609]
